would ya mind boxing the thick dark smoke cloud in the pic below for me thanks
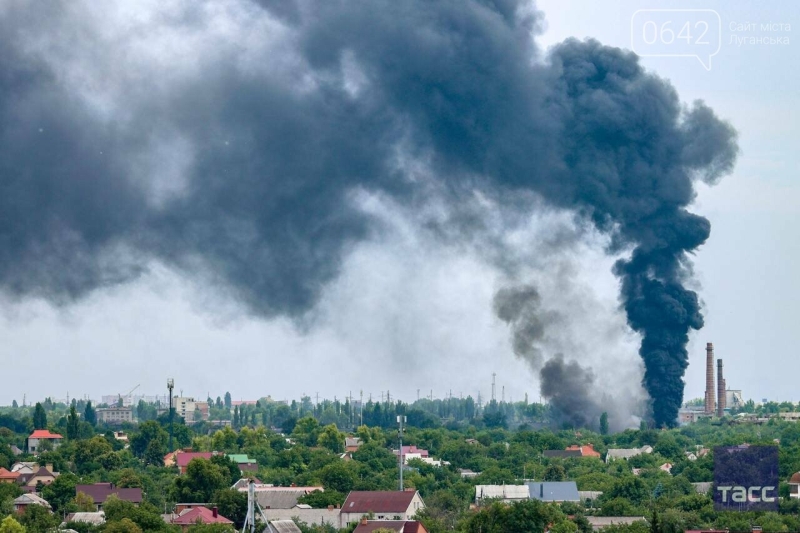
[0,0,736,426]
[540,355,602,429]
[493,284,604,428]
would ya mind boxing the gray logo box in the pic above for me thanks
[713,445,779,511]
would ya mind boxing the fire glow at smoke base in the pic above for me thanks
[0,1,737,427]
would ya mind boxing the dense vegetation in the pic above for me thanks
[2,396,800,533]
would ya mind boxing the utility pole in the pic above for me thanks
[167,378,174,452]
[397,415,407,491]
[491,373,496,402]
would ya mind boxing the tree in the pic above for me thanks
[171,458,229,503]
[600,412,609,435]
[41,472,79,514]
[212,489,248,528]
[318,424,345,453]
[32,403,47,430]
[74,491,96,512]
[67,405,80,440]
[19,503,59,533]
[0,516,25,533]
[84,401,97,426]
[224,392,232,409]
[104,518,143,533]
[130,421,168,460]
[544,464,566,482]
[11,400,18,409]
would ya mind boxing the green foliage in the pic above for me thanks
[600,412,609,436]
[211,489,248,528]
[318,424,345,453]
[41,471,79,514]
[103,495,169,532]
[171,458,230,503]
[32,403,47,430]
[19,503,59,533]
[104,518,143,533]
[0,516,25,533]
[67,405,80,440]
[84,401,97,426]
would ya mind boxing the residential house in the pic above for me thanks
[227,454,258,473]
[96,407,134,424]
[63,512,106,527]
[565,444,601,458]
[75,483,143,509]
[169,506,233,531]
[345,437,362,453]
[586,517,647,531]
[113,431,129,442]
[261,508,339,528]
[527,482,580,503]
[660,463,673,474]
[692,482,712,495]
[458,469,479,479]
[465,439,480,446]
[340,491,425,528]
[353,518,428,533]
[789,472,800,499]
[27,430,63,453]
[237,485,324,510]
[17,465,59,491]
[13,493,52,514]
[267,520,303,533]
[0,468,20,484]
[11,462,37,473]
[10,445,23,456]
[475,485,529,505]
[605,446,653,463]
[171,451,215,474]
[393,446,429,465]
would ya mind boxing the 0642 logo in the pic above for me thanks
[714,445,779,511]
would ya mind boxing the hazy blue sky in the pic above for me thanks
[1,0,796,412]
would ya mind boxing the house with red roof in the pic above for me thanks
[340,491,425,528]
[165,451,217,474]
[169,506,233,531]
[75,483,143,509]
[353,518,428,533]
[565,444,601,458]
[0,467,20,484]
[27,430,63,453]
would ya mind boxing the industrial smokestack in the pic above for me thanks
[705,343,715,415]
[717,359,726,417]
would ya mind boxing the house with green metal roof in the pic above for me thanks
[227,454,258,472]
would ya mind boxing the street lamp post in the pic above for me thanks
[167,378,174,452]
[397,415,406,491]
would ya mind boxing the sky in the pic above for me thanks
[0,0,797,412]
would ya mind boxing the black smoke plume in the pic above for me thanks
[493,284,603,428]
[0,1,736,426]
[540,355,602,429]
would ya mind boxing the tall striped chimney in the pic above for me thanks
[704,343,715,415]
[717,359,726,417]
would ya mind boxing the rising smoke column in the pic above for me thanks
[493,285,604,428]
[0,1,736,427]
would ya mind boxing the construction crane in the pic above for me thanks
[118,384,140,407]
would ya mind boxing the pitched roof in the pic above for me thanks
[269,520,303,533]
[29,430,63,439]
[342,491,418,514]
[586,517,647,530]
[228,454,257,464]
[353,521,426,533]
[790,472,800,484]
[76,483,143,504]
[172,506,233,525]
[0,467,20,480]
[256,490,309,509]
[566,444,601,457]
[176,452,214,468]
[65,512,106,525]
[14,493,52,509]
[475,485,529,500]
[527,482,580,502]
